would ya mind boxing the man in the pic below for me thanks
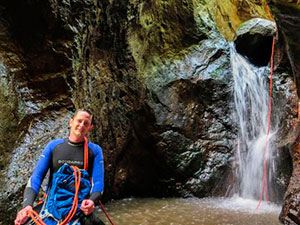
[14,109,104,225]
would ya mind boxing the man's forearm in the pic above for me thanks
[23,187,37,208]
[89,191,102,203]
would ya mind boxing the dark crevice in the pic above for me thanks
[234,34,274,67]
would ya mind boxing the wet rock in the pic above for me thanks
[0,1,74,223]
[156,131,205,176]
[185,150,232,196]
[266,1,300,223]
[0,62,19,171]
[269,1,300,97]
[280,163,300,225]
[0,109,72,224]
[127,0,217,70]
[206,0,273,41]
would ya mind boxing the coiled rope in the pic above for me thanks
[27,137,115,224]
[28,165,82,225]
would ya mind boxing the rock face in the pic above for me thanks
[61,0,238,199]
[0,0,74,222]
[0,0,299,224]
[267,1,300,224]
[206,0,273,41]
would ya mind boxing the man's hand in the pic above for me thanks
[14,205,32,225]
[80,199,95,215]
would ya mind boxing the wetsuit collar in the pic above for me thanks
[67,138,84,146]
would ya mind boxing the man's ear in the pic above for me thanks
[69,118,73,127]
[89,124,94,131]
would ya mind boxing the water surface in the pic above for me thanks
[97,197,281,225]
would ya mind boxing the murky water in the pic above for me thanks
[97,197,281,225]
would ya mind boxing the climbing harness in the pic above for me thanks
[27,137,115,225]
[256,35,276,209]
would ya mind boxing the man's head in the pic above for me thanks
[69,109,94,142]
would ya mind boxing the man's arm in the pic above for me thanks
[89,143,104,202]
[22,139,61,207]
[15,140,60,224]
[81,142,104,215]
[14,205,32,225]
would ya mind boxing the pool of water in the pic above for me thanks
[97,197,281,225]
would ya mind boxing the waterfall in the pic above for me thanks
[230,43,278,200]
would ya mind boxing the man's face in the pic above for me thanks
[69,111,93,141]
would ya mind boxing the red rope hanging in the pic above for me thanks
[256,35,276,209]
[99,200,116,225]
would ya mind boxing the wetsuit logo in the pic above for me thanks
[58,160,83,166]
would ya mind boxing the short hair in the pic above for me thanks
[73,108,94,125]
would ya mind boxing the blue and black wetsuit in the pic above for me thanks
[23,138,104,208]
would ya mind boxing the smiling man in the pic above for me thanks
[15,109,105,225]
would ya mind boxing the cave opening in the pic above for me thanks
[234,18,275,67]
[234,34,274,67]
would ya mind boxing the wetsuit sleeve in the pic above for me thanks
[89,143,104,202]
[23,140,55,207]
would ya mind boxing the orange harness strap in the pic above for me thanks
[84,137,89,171]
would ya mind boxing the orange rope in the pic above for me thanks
[28,137,112,224]
[27,210,46,225]
[60,166,81,225]
[256,35,276,209]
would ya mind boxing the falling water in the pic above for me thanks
[230,43,278,200]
